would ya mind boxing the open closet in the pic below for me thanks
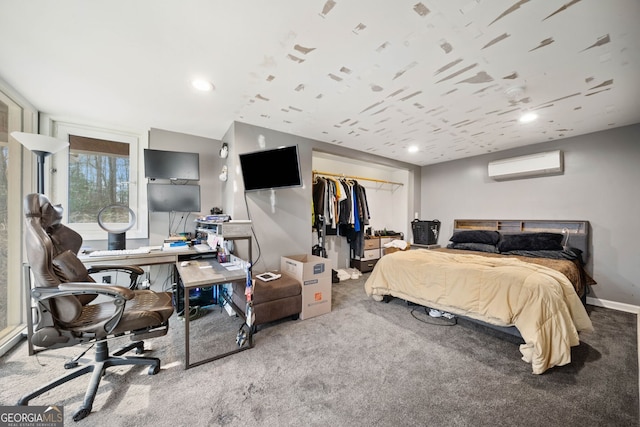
[311,151,410,270]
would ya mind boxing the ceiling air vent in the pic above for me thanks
[488,150,563,181]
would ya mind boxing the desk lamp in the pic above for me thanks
[11,131,69,194]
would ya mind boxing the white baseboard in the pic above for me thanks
[587,296,640,314]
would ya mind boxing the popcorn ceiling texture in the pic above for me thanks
[0,1,638,166]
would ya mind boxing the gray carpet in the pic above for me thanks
[1,274,637,426]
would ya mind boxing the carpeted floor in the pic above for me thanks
[1,274,638,426]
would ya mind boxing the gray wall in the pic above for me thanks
[221,121,421,273]
[420,124,640,306]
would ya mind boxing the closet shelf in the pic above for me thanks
[312,170,403,186]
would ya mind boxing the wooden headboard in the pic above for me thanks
[453,219,591,261]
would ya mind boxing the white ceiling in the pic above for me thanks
[1,0,639,166]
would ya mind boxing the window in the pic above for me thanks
[68,136,131,223]
[0,135,8,334]
[49,120,148,240]
[0,87,29,356]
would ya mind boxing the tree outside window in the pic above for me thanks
[68,135,129,223]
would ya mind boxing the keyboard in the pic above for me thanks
[161,244,189,252]
[88,247,151,257]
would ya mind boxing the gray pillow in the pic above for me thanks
[447,242,499,253]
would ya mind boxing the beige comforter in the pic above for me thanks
[364,249,594,374]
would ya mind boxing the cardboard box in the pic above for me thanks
[281,254,331,320]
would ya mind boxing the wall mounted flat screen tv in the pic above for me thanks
[239,145,302,191]
[144,148,200,180]
[147,183,201,212]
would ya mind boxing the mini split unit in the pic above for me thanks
[488,150,564,180]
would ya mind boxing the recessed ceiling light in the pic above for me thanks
[408,145,419,153]
[519,112,538,123]
[192,79,214,91]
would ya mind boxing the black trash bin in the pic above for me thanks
[411,219,441,245]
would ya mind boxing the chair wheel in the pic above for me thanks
[64,361,78,369]
[133,341,145,354]
[73,406,91,421]
[148,364,160,375]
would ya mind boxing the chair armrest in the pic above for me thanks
[32,283,135,301]
[32,284,135,334]
[86,265,144,290]
[59,283,136,299]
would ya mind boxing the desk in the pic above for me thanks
[175,259,253,369]
[80,247,215,298]
[78,247,214,267]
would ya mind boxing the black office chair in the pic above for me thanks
[19,193,175,421]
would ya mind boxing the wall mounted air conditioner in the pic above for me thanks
[488,150,563,181]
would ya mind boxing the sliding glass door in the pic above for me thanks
[0,90,26,354]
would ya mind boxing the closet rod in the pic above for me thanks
[312,170,403,186]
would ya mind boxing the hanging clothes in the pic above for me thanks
[312,176,326,229]
[312,174,371,258]
[338,180,351,225]
[349,180,370,257]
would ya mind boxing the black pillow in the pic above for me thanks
[449,230,501,245]
[497,233,564,252]
[447,242,499,253]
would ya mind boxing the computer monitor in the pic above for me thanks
[147,183,201,212]
[144,148,200,180]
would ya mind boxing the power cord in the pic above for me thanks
[243,191,263,268]
[410,306,458,326]
[161,265,173,292]
[218,286,230,310]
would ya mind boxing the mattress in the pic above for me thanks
[364,249,594,374]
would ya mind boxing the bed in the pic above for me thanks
[364,219,595,374]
